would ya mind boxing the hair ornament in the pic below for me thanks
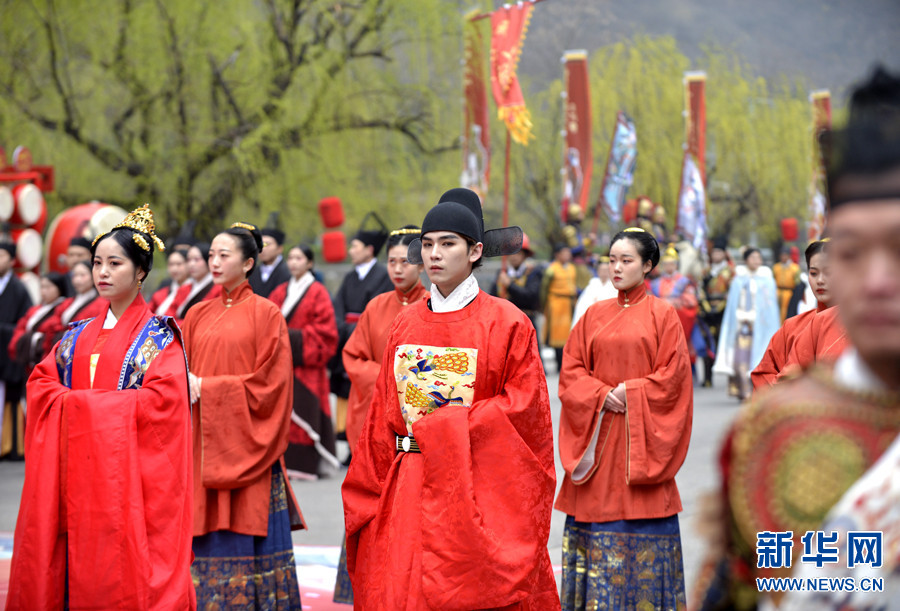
[623,227,646,233]
[389,228,421,236]
[230,221,258,232]
[92,203,165,252]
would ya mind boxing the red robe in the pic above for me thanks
[46,294,108,346]
[778,305,849,380]
[556,282,693,522]
[182,280,305,537]
[341,291,560,610]
[7,302,63,370]
[147,282,185,317]
[6,295,195,610]
[268,279,338,446]
[343,282,429,451]
[751,300,829,389]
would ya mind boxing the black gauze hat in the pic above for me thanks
[407,187,523,264]
[0,242,15,258]
[68,236,92,251]
[261,228,286,245]
[353,211,389,256]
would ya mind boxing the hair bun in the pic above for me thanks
[231,221,263,252]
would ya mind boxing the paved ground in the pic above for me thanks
[0,367,741,607]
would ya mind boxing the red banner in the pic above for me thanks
[684,72,706,183]
[461,12,491,199]
[490,2,534,145]
[808,89,831,241]
[561,50,592,220]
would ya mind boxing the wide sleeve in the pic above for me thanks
[343,319,380,453]
[412,322,556,609]
[9,337,194,609]
[623,306,694,485]
[751,326,787,389]
[713,277,744,376]
[558,312,616,482]
[197,307,294,489]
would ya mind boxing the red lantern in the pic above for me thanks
[322,231,347,263]
[318,196,345,229]
[780,217,799,242]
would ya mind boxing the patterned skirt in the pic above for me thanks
[561,515,686,611]
[192,465,302,610]
[332,534,354,604]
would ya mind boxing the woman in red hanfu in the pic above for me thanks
[174,241,221,321]
[342,189,560,610]
[183,222,304,610]
[752,238,833,389]
[147,247,189,316]
[557,227,693,611]
[46,260,107,346]
[6,204,195,609]
[268,243,339,479]
[333,224,427,605]
[8,271,67,380]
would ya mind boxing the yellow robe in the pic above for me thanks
[543,261,577,348]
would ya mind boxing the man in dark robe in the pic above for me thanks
[330,220,392,447]
[249,228,290,298]
[0,241,34,459]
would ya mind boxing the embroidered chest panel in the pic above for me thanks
[394,344,478,434]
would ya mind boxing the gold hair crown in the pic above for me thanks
[623,227,646,233]
[231,221,257,232]
[389,228,420,236]
[92,203,165,253]
[661,244,679,262]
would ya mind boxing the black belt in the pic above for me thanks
[396,435,421,453]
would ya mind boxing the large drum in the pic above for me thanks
[10,227,43,269]
[44,202,128,273]
[0,185,13,222]
[9,183,46,226]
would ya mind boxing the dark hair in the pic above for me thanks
[44,271,69,299]
[290,243,315,266]
[222,224,263,277]
[386,225,421,251]
[743,247,761,262]
[166,248,187,262]
[464,236,484,270]
[190,242,212,265]
[91,229,153,280]
[805,240,828,267]
[609,229,660,270]
[71,259,92,274]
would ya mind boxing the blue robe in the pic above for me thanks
[713,266,780,376]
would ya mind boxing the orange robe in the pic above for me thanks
[543,261,577,348]
[343,282,428,451]
[182,280,305,537]
[778,305,849,380]
[341,292,559,610]
[751,301,829,389]
[556,283,693,522]
[7,295,195,609]
[773,261,800,322]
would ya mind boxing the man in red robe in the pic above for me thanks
[341,188,560,610]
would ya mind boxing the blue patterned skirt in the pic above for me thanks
[192,465,302,610]
[332,534,354,604]
[561,514,686,611]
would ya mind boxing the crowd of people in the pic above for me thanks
[0,65,898,610]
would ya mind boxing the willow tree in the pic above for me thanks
[0,0,461,239]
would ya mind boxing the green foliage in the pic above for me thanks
[0,3,824,254]
[0,0,461,241]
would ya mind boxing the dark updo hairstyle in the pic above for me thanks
[190,241,212,266]
[222,223,263,277]
[291,243,315,268]
[91,228,154,281]
[167,248,187,263]
[743,247,761,262]
[805,239,829,267]
[44,271,70,299]
[386,225,421,251]
[609,228,661,271]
